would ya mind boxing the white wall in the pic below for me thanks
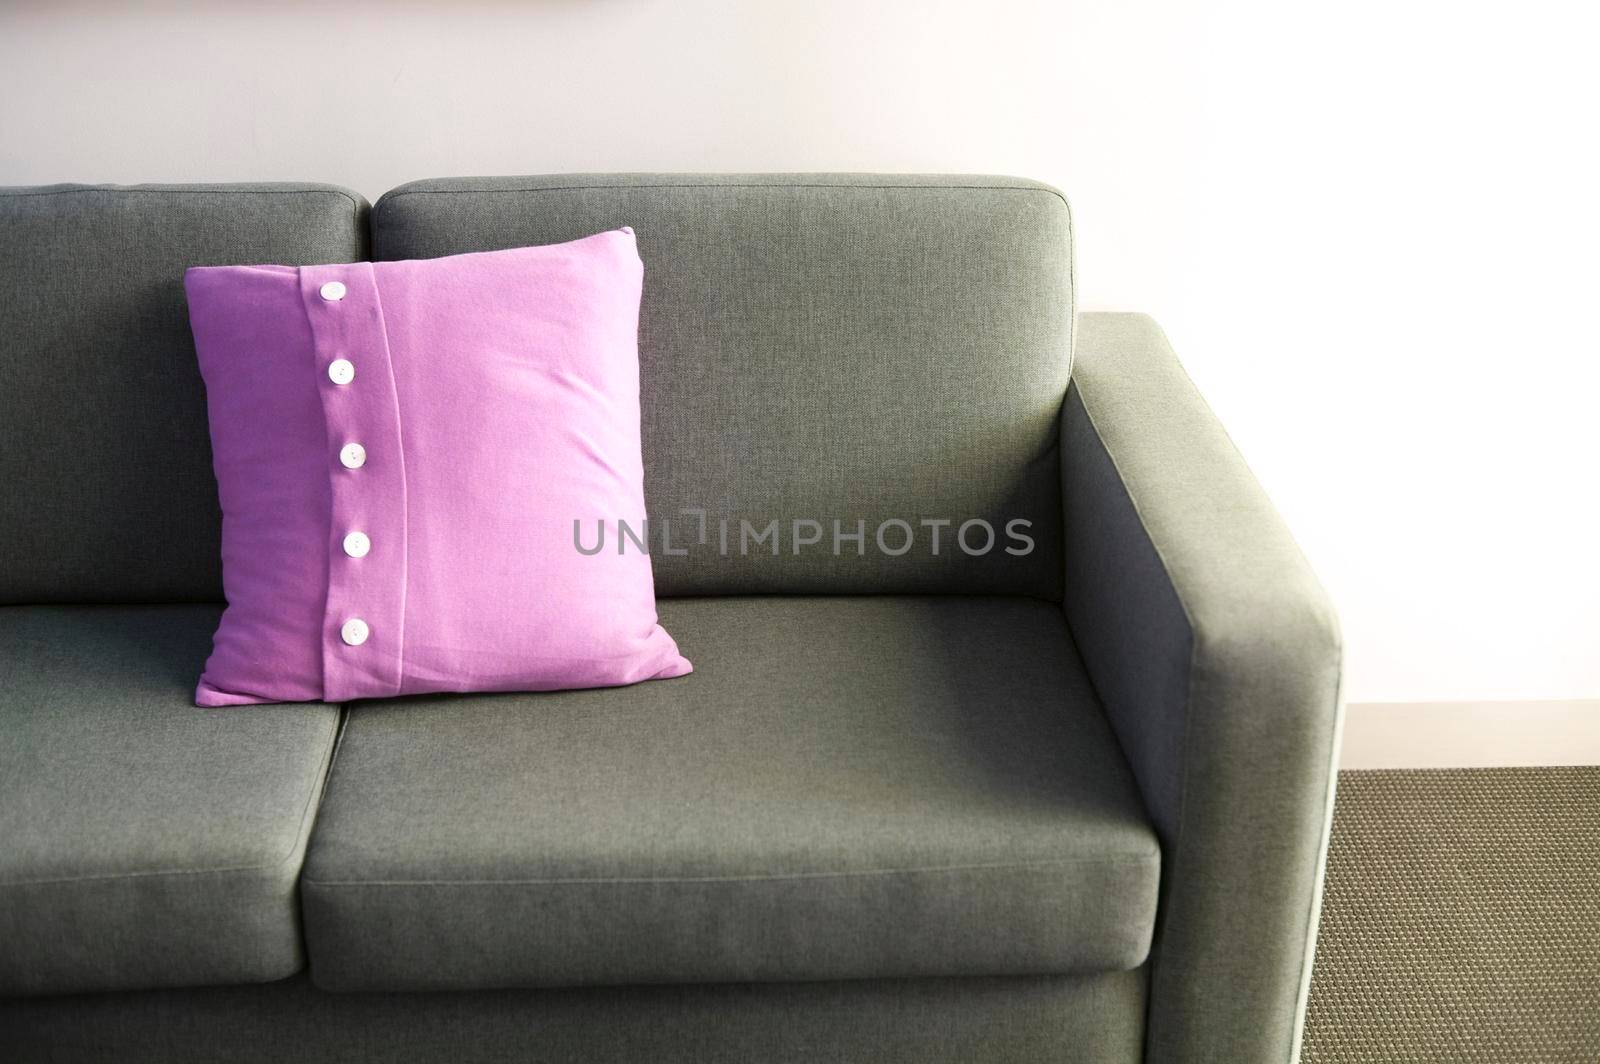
[3,0,1596,704]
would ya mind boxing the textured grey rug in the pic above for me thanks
[1302,767,1600,1063]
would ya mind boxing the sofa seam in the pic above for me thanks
[2,185,366,260]
[366,263,410,697]
[373,180,1069,236]
[276,709,344,878]
[1062,188,1077,383]
[0,711,340,889]
[379,179,1064,198]
[1289,649,1348,1062]
[300,851,1159,889]
[0,185,367,215]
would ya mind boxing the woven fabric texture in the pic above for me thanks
[1304,768,1600,1063]
[1063,312,1343,1064]
[0,605,339,996]
[371,174,1074,599]
[0,183,367,604]
[301,595,1159,992]
[0,969,1148,1064]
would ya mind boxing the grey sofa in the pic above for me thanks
[0,175,1343,1063]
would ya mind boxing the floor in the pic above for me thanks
[1300,767,1600,1063]
[1340,701,1600,770]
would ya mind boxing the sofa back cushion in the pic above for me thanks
[0,184,367,604]
[373,174,1073,598]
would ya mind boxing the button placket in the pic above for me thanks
[301,263,408,702]
[322,280,373,651]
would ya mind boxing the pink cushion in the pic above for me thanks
[185,230,691,706]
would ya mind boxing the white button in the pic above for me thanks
[327,358,355,385]
[342,531,371,558]
[340,618,370,646]
[339,443,367,469]
[320,281,347,301]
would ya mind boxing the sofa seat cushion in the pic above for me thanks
[301,596,1160,992]
[0,607,340,996]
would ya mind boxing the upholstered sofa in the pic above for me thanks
[0,175,1342,1063]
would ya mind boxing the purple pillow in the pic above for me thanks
[185,230,691,706]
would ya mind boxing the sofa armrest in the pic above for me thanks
[1061,312,1343,1064]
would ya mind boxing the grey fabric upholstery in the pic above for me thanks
[0,606,340,996]
[0,179,1343,1063]
[301,596,1160,992]
[1061,313,1344,1064]
[0,969,1148,1064]
[371,174,1073,599]
[0,183,368,605]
